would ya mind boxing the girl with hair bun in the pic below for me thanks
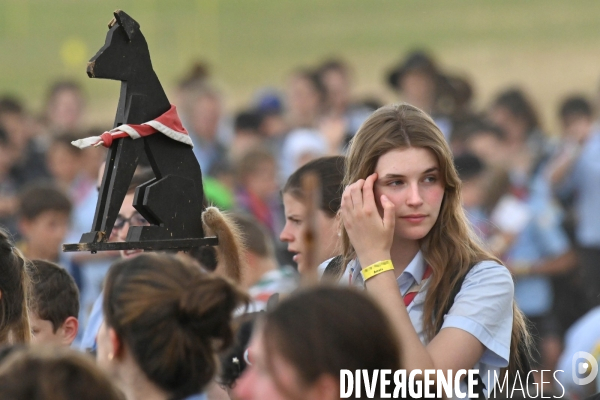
[337,103,530,396]
[0,228,31,344]
[97,253,248,400]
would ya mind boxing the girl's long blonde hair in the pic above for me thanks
[339,103,530,375]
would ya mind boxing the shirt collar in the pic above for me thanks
[401,250,425,283]
[397,251,425,296]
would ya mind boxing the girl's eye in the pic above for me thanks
[389,180,404,186]
[424,176,437,183]
[288,218,302,226]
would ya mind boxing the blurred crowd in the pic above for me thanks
[0,49,600,399]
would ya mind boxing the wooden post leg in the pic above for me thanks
[80,138,143,243]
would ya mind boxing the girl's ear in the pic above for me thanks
[60,316,79,346]
[109,328,123,358]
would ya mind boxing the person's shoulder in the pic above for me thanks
[464,260,513,292]
[469,259,510,274]
[317,258,334,278]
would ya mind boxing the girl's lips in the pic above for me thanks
[292,253,301,262]
[401,215,426,223]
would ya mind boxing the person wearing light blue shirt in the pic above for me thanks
[554,130,600,249]
[79,291,104,353]
[554,130,600,308]
[554,306,600,399]
[549,98,600,308]
[323,103,524,399]
[505,169,572,376]
[321,253,514,398]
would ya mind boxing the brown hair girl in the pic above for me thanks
[339,103,529,384]
[280,156,345,273]
[97,253,248,400]
[234,286,401,400]
[0,228,30,344]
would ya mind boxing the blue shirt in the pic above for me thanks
[556,130,600,247]
[555,306,600,397]
[79,292,104,352]
[321,252,514,398]
[507,172,570,317]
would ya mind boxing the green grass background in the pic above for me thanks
[2,0,600,131]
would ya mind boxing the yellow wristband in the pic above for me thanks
[361,260,394,281]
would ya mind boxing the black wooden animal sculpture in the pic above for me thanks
[64,10,211,252]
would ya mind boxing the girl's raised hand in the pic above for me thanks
[341,173,396,267]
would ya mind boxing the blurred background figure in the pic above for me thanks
[42,80,86,136]
[280,128,327,181]
[234,147,284,260]
[231,213,298,312]
[317,59,371,144]
[285,69,325,130]
[0,125,18,235]
[454,152,490,239]
[17,184,77,284]
[548,95,600,310]
[180,82,230,176]
[229,110,265,163]
[488,88,550,179]
[0,96,50,189]
[386,50,453,138]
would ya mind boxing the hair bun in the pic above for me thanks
[177,275,247,346]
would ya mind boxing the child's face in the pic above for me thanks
[467,132,507,167]
[246,160,278,200]
[563,115,593,143]
[111,192,149,258]
[399,71,436,111]
[21,211,70,259]
[47,143,81,184]
[30,312,62,346]
[461,178,484,209]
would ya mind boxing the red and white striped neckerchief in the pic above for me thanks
[71,105,193,149]
[403,265,433,307]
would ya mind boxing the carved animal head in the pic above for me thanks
[87,10,149,81]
